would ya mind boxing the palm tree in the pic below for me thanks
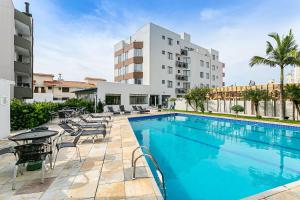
[244,89,269,117]
[249,30,300,120]
[285,84,300,118]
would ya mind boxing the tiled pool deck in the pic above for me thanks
[0,113,163,200]
[1,111,300,199]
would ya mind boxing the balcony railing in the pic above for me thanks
[175,88,187,94]
[180,49,188,56]
[176,75,188,81]
[14,35,32,53]
[14,61,32,74]
[14,85,32,99]
[14,9,32,28]
[175,61,188,68]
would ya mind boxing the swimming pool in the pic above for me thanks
[129,113,300,200]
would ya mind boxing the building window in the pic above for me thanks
[177,40,179,45]
[168,66,173,74]
[162,80,165,84]
[41,87,46,93]
[134,78,142,84]
[162,65,165,69]
[168,38,173,45]
[206,73,209,79]
[117,55,122,63]
[48,87,52,90]
[177,82,180,86]
[105,94,121,105]
[200,60,204,67]
[34,87,39,93]
[183,70,190,77]
[134,64,143,72]
[216,75,219,79]
[130,94,148,104]
[124,65,128,74]
[200,83,204,88]
[167,81,173,88]
[134,49,142,56]
[162,35,165,40]
[212,65,215,71]
[212,55,216,60]
[206,84,209,88]
[212,85,215,88]
[162,50,165,55]
[124,51,128,60]
[183,82,190,89]
[62,87,69,93]
[168,52,173,60]
[178,70,180,73]
[62,97,69,101]
[212,75,215,81]
[200,72,204,78]
[206,62,209,68]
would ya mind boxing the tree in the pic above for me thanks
[184,87,210,112]
[285,84,300,117]
[244,89,269,117]
[249,29,300,120]
[231,105,244,117]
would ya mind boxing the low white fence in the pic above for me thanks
[174,98,299,120]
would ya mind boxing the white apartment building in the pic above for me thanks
[113,23,225,106]
[287,65,300,84]
[0,0,34,99]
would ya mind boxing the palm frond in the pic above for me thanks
[249,56,277,67]
[268,32,281,47]
[266,41,274,55]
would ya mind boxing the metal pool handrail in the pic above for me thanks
[131,146,166,199]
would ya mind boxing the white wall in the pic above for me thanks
[0,79,14,138]
[25,93,54,103]
[97,82,151,110]
[174,98,300,120]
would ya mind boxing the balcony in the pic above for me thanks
[175,61,188,68]
[176,75,188,81]
[14,9,32,29]
[14,35,32,54]
[14,61,32,74]
[14,85,32,99]
[175,88,187,94]
[180,49,188,56]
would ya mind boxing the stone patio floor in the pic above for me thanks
[0,114,163,200]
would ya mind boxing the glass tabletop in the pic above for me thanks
[9,130,59,141]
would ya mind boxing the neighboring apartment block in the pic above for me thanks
[0,0,33,99]
[32,73,105,102]
[113,23,225,105]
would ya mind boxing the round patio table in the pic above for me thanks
[8,130,58,142]
[9,130,59,169]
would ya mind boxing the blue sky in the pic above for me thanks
[13,0,300,85]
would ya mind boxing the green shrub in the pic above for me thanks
[231,105,244,117]
[96,100,104,113]
[10,98,95,131]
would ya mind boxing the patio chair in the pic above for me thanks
[59,122,108,143]
[137,106,150,113]
[119,105,131,114]
[107,106,120,115]
[53,131,83,168]
[157,105,162,112]
[68,119,107,129]
[0,146,15,157]
[79,115,109,125]
[132,105,145,114]
[88,113,112,120]
[12,143,51,190]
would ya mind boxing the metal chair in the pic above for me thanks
[12,143,51,190]
[53,131,82,168]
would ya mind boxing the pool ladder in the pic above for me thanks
[131,146,166,199]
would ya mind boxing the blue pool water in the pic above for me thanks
[129,113,300,200]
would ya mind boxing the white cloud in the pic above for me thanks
[200,9,223,21]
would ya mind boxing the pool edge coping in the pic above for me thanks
[124,114,165,199]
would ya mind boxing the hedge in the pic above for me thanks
[10,98,99,131]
